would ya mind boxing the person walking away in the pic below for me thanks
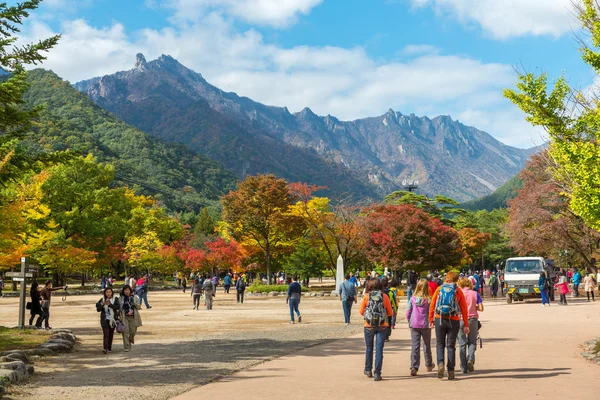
[339,274,358,325]
[429,271,469,381]
[584,271,596,302]
[120,285,142,352]
[236,275,246,303]
[224,273,232,294]
[387,279,399,332]
[96,288,120,354]
[427,274,438,296]
[539,271,550,307]
[287,276,302,324]
[0,276,4,297]
[203,278,215,310]
[192,279,203,310]
[182,276,187,293]
[406,270,418,303]
[406,279,435,376]
[472,271,481,295]
[359,279,393,381]
[555,272,569,305]
[457,278,483,374]
[135,274,152,309]
[28,282,45,328]
[573,269,582,297]
[40,280,66,330]
[177,271,183,288]
[488,273,499,298]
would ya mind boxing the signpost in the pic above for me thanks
[18,257,27,329]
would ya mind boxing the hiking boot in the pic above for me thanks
[373,374,382,381]
[289,321,294,324]
[102,349,107,354]
[410,368,417,376]
[467,360,474,373]
[364,370,373,378]
[298,315,302,323]
[448,371,455,380]
[437,364,445,379]
[427,364,435,372]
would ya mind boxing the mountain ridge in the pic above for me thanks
[74,54,537,201]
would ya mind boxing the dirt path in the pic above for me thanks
[0,290,361,400]
[174,297,600,400]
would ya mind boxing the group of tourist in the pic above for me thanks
[539,268,600,306]
[357,271,483,381]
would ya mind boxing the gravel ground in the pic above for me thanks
[0,290,364,400]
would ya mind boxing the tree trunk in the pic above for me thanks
[81,273,85,289]
[11,267,17,291]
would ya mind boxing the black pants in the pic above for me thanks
[42,307,50,328]
[560,293,568,304]
[29,309,45,327]
[224,285,231,294]
[237,291,244,303]
[435,318,460,371]
[193,294,201,307]
[587,291,595,300]
[102,326,115,351]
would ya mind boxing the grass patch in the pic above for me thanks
[248,284,289,293]
[595,341,600,354]
[0,327,50,352]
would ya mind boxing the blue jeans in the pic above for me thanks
[435,318,460,371]
[139,292,151,308]
[364,327,386,375]
[406,286,414,304]
[541,289,549,305]
[289,298,300,321]
[342,299,353,323]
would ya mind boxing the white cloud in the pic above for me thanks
[159,0,323,27]
[401,44,439,55]
[410,0,575,39]
[20,10,544,148]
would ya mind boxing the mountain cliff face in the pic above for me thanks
[75,54,536,201]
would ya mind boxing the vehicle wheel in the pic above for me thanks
[506,294,512,304]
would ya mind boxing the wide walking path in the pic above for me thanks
[174,297,600,399]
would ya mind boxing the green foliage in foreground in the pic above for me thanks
[21,69,237,212]
[462,175,524,211]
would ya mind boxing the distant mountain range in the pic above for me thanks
[24,69,237,212]
[74,54,538,201]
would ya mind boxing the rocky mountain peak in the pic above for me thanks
[135,53,147,70]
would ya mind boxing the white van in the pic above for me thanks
[504,257,554,303]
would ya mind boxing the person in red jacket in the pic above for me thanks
[429,271,469,381]
[427,274,438,295]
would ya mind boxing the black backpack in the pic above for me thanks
[238,279,246,290]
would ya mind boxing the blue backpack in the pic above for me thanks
[435,283,459,319]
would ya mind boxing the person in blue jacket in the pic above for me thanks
[572,268,582,298]
[538,271,550,306]
[223,273,233,294]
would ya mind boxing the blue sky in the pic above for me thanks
[21,0,590,148]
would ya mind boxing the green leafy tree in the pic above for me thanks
[504,0,600,230]
[195,207,215,236]
[384,191,466,226]
[0,0,60,183]
[283,237,326,286]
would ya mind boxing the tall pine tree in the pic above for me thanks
[0,0,60,184]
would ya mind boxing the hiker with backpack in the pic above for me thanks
[135,274,152,309]
[457,278,483,374]
[538,271,550,306]
[488,273,499,298]
[387,279,399,334]
[192,278,203,310]
[224,273,233,294]
[428,271,469,381]
[339,274,358,325]
[236,274,247,303]
[359,278,393,381]
[287,275,302,324]
[381,277,396,341]
[406,279,435,377]
[203,277,215,310]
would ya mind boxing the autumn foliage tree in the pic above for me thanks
[222,175,304,283]
[458,228,492,267]
[507,151,600,268]
[364,204,462,273]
